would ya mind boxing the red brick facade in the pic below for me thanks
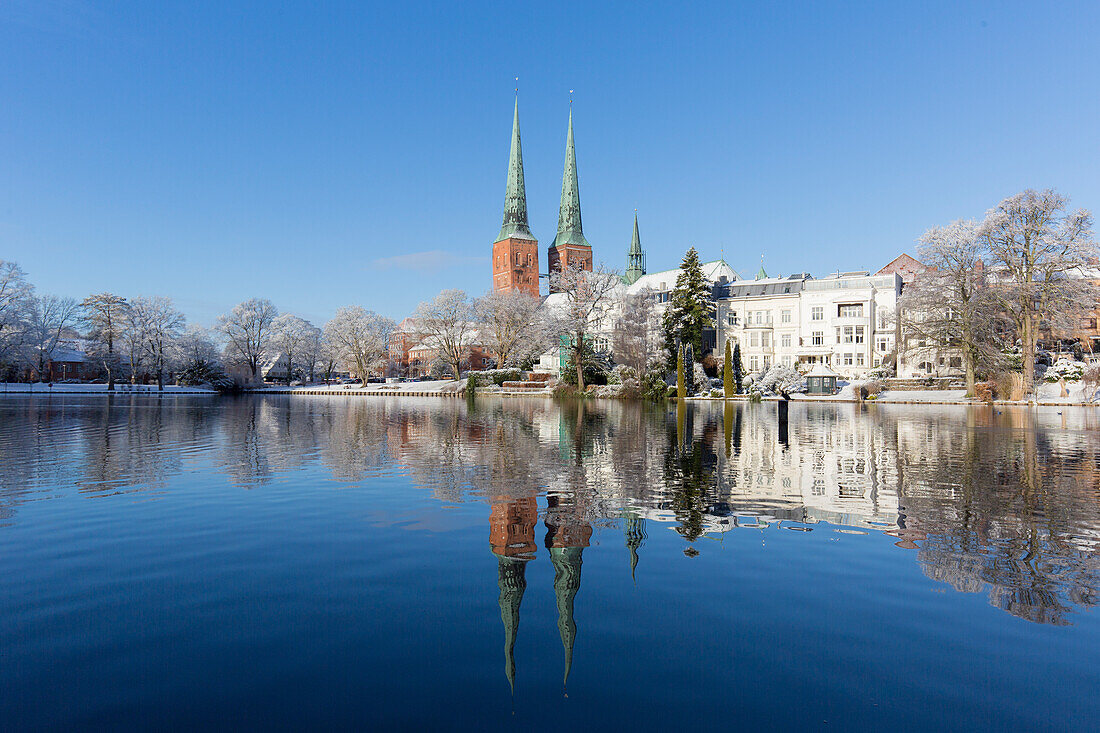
[492,236,541,297]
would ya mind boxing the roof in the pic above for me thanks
[805,363,840,378]
[876,253,928,278]
[718,273,809,299]
[626,259,740,294]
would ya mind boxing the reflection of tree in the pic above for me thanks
[662,407,719,543]
[898,408,1100,625]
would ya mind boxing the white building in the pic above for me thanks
[715,271,902,379]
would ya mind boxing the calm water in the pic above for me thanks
[1,395,1098,730]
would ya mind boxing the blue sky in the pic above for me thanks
[3,1,1099,326]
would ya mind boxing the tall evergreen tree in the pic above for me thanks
[676,344,686,400]
[732,342,743,393]
[723,340,733,397]
[662,247,712,367]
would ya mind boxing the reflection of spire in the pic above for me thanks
[490,496,538,693]
[550,546,583,690]
[497,555,528,693]
[624,515,646,583]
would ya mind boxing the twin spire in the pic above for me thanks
[496,97,588,248]
[497,97,534,242]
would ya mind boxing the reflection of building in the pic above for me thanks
[490,496,537,692]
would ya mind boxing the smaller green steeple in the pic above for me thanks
[622,211,646,285]
[755,254,768,281]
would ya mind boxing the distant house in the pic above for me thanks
[876,253,930,282]
[260,353,292,383]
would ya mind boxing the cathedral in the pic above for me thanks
[491,97,596,296]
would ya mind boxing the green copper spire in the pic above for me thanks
[497,96,534,243]
[624,515,646,582]
[623,211,647,285]
[551,107,590,250]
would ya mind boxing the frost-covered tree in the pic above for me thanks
[80,292,129,390]
[0,260,34,368]
[133,296,185,390]
[25,295,79,379]
[270,313,317,385]
[175,324,220,371]
[662,247,713,366]
[414,289,478,380]
[474,289,546,368]
[899,221,1003,396]
[613,289,663,379]
[217,298,278,381]
[979,189,1096,387]
[120,299,149,383]
[549,262,621,392]
[299,322,324,383]
[323,306,394,384]
[757,364,806,395]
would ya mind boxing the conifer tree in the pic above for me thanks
[676,344,686,400]
[723,339,733,397]
[662,247,713,367]
[732,342,743,393]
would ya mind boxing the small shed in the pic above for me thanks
[805,363,839,395]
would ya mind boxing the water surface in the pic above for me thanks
[1,395,1097,730]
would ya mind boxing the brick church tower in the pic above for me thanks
[547,106,592,291]
[492,97,540,297]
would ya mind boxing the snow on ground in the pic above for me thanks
[253,379,467,394]
[1034,380,1098,403]
[876,389,971,403]
[0,383,217,394]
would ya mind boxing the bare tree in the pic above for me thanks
[175,324,220,367]
[613,288,662,378]
[299,321,324,383]
[414,289,478,380]
[133,296,185,390]
[270,313,316,385]
[323,306,395,385]
[0,261,34,367]
[979,189,1096,387]
[24,295,79,380]
[217,298,279,381]
[474,289,546,368]
[80,293,129,390]
[120,300,150,383]
[898,221,1004,396]
[549,262,620,391]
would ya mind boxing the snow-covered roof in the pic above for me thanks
[805,363,840,378]
[719,274,809,299]
[625,260,739,294]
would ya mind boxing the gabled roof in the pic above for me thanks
[626,259,739,294]
[876,253,928,277]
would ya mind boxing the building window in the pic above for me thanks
[843,353,854,366]
[839,326,856,344]
[781,333,791,348]
[783,355,793,367]
[727,311,739,326]
[876,338,889,352]
[763,356,771,370]
[811,306,824,321]
[839,303,863,318]
[749,356,759,371]
[856,352,865,366]
[949,356,962,368]
[761,332,770,348]
[781,309,791,324]
[750,332,759,347]
[812,331,824,346]
[854,326,865,343]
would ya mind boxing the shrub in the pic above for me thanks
[709,389,723,398]
[861,378,885,399]
[974,381,995,402]
[1083,364,1100,401]
[1044,358,1085,383]
[756,364,806,396]
[994,371,1027,400]
[640,366,668,401]
[666,384,678,399]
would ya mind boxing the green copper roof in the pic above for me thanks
[551,107,590,250]
[496,97,534,243]
[623,212,646,285]
[756,257,768,280]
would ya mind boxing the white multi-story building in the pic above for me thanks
[714,274,808,373]
[715,271,901,378]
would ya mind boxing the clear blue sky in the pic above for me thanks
[3,1,1099,326]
